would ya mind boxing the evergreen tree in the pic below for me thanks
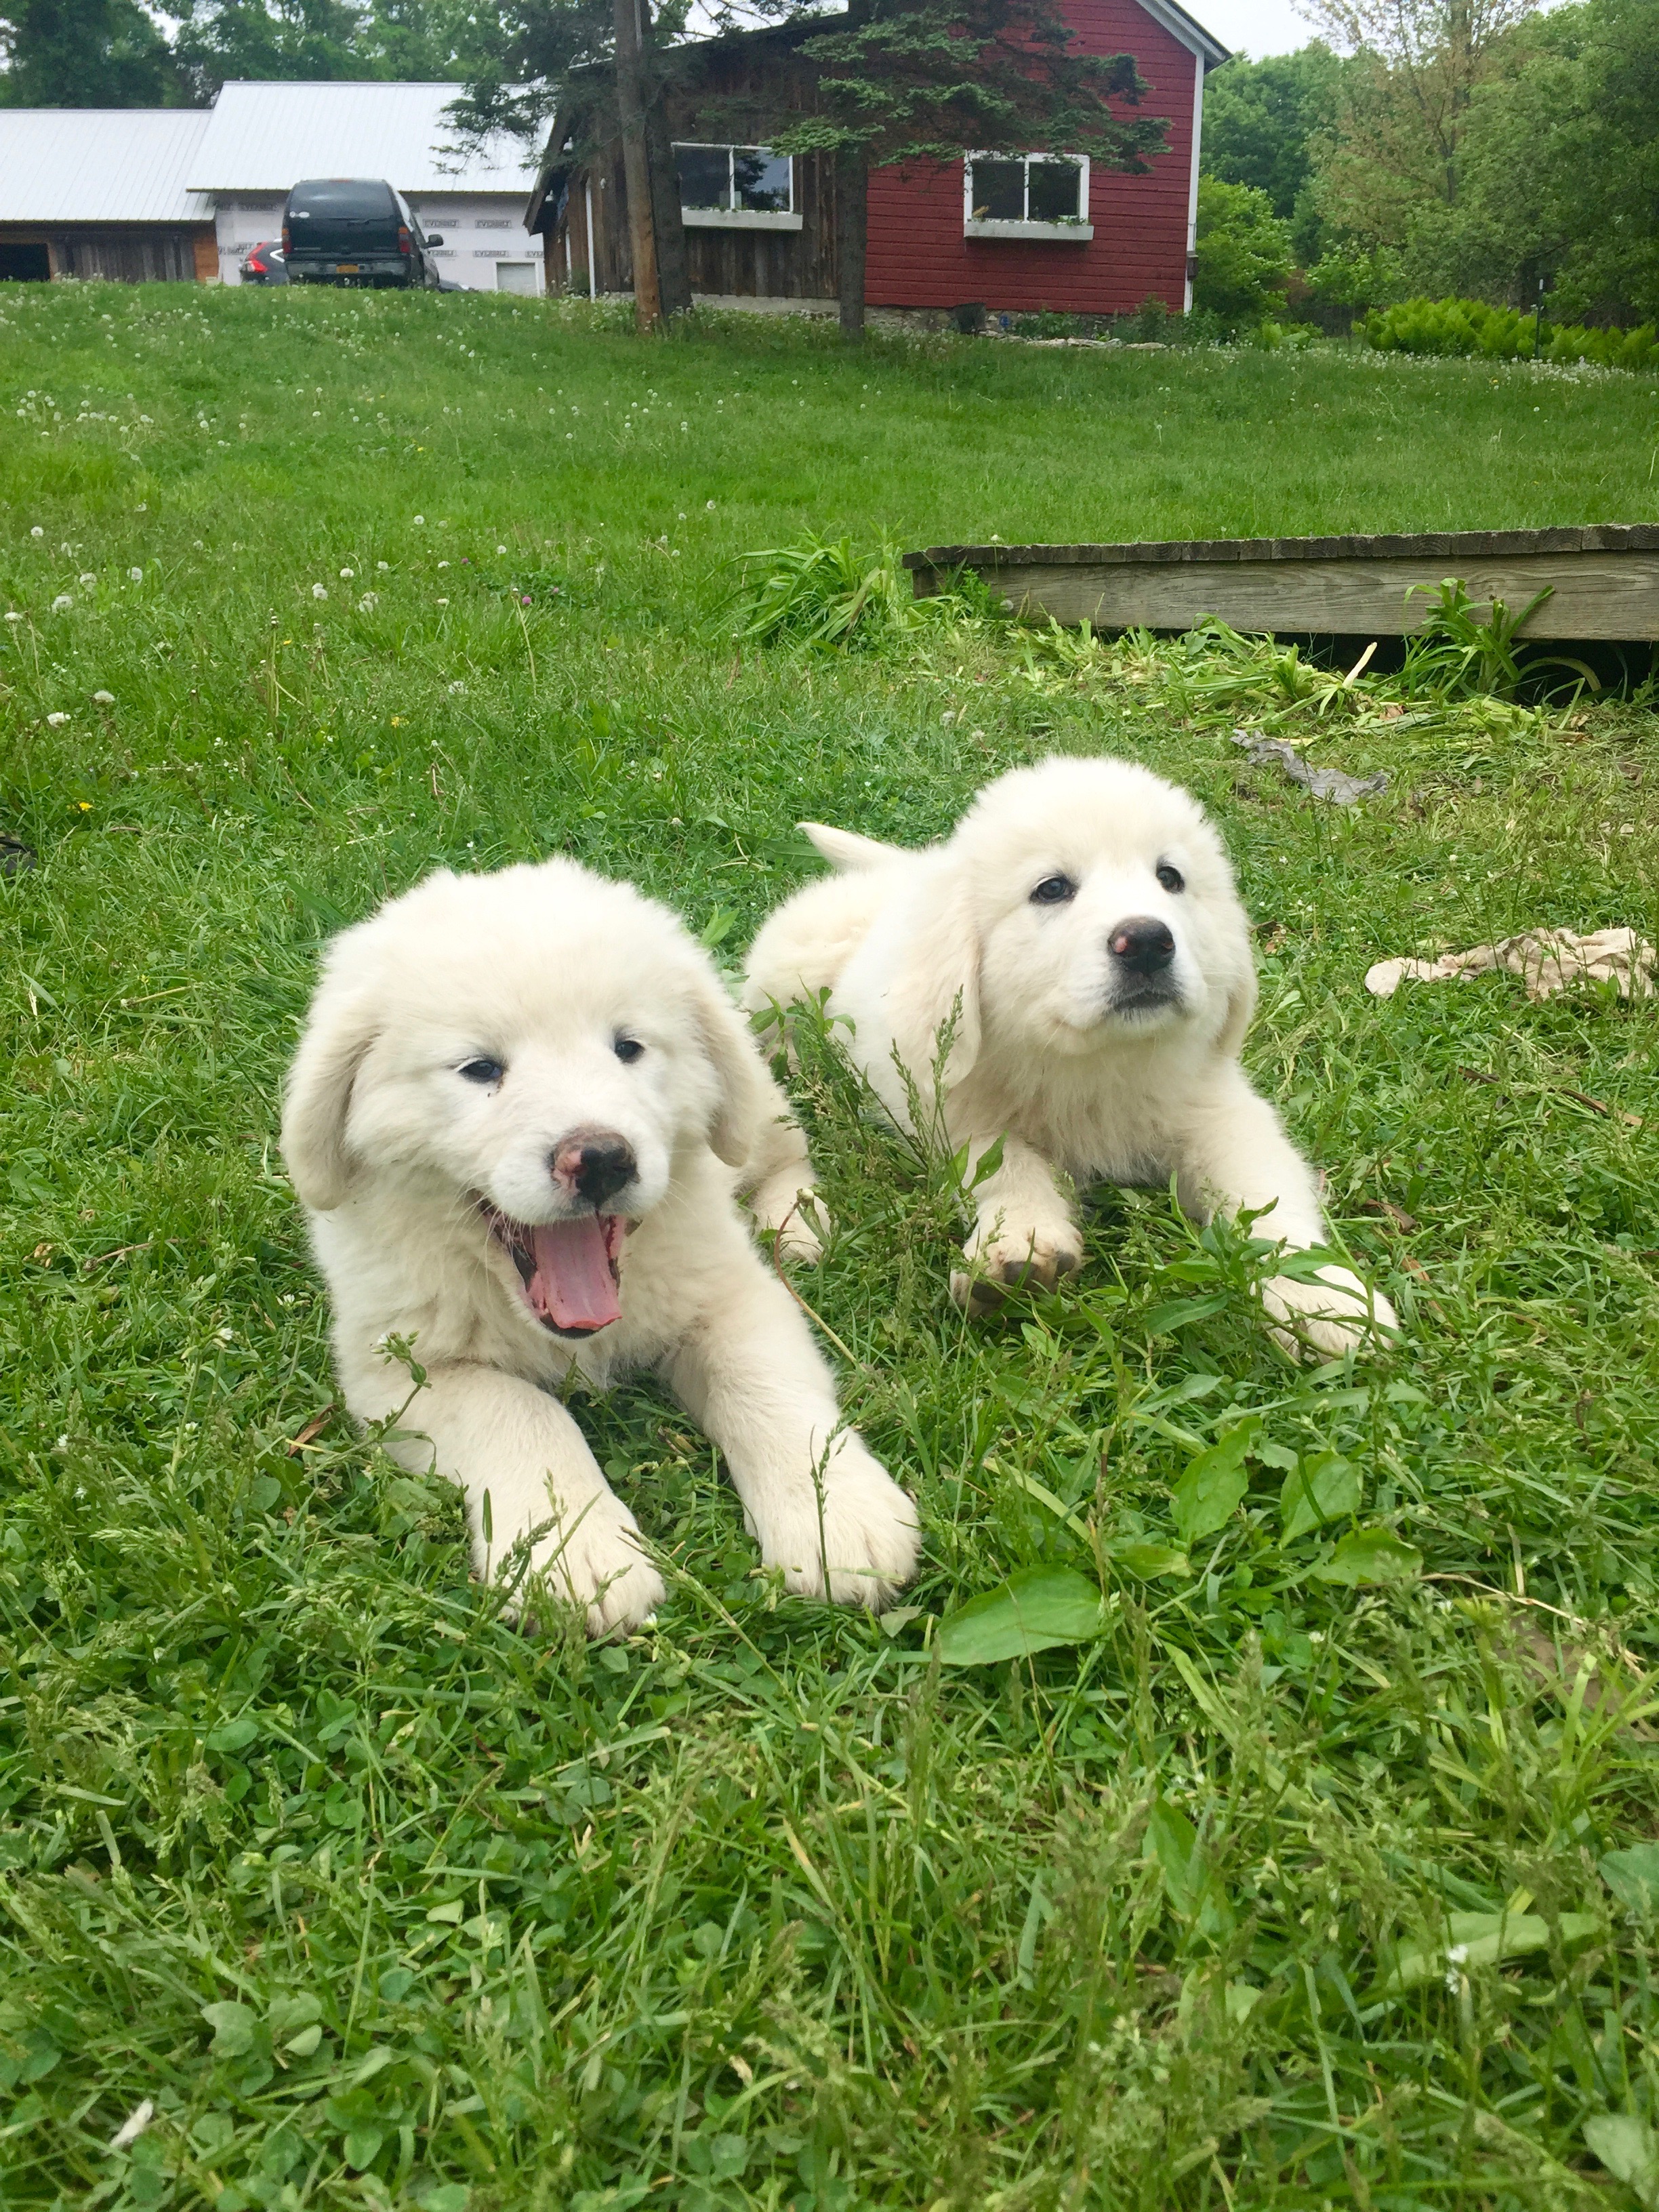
[742,0,1168,338]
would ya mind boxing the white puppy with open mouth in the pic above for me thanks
[743,754,1397,1357]
[282,858,919,1634]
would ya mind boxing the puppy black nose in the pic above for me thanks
[1108,917,1176,974]
[552,1132,636,1207]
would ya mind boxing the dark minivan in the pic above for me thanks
[281,179,443,289]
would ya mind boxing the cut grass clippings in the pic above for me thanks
[1,283,1658,2210]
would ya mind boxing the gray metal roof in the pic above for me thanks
[0,108,212,224]
[190,81,537,195]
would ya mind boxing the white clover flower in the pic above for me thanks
[705,500,716,510]
[496,544,508,554]
[377,560,389,571]
[447,680,466,694]
[437,560,450,570]
[339,567,354,579]
[93,689,114,703]
[312,583,327,599]
[46,711,69,726]
[4,611,20,623]
[413,514,426,525]
[357,592,378,613]
[79,572,96,586]
[52,594,73,612]
[128,567,142,581]
[108,2102,154,2152]
[435,596,449,607]
[29,525,43,537]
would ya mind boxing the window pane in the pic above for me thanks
[1028,160,1082,222]
[733,148,791,212]
[675,146,731,210]
[968,159,1024,222]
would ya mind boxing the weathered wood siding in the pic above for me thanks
[0,225,213,283]
[680,148,838,298]
[906,527,1659,640]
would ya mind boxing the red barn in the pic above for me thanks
[529,0,1226,321]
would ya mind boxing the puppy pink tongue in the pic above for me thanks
[528,1216,621,1330]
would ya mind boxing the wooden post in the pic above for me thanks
[614,0,661,331]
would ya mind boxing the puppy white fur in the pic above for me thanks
[743,756,1397,1357]
[282,858,919,1635]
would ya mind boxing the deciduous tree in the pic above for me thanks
[0,0,183,104]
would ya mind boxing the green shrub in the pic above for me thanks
[733,532,988,650]
[1304,245,1403,312]
[1191,176,1294,327]
[1364,295,1658,369]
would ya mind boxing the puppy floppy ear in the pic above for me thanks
[884,858,982,1090]
[1216,960,1258,1062]
[281,979,380,1211]
[1212,893,1259,1062]
[683,959,777,1168]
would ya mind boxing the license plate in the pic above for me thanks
[335,262,361,273]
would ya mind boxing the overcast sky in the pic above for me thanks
[1193,0,1319,59]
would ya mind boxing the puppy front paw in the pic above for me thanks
[522,1494,665,1637]
[1261,1266,1399,1359]
[760,1440,921,1612]
[747,1174,828,1265]
[953,1222,1083,1315]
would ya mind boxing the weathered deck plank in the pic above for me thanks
[904,525,1659,639]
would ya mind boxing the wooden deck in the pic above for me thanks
[903,524,1659,640]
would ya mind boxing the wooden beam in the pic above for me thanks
[905,525,1659,640]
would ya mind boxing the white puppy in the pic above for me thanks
[743,755,1397,1357]
[282,858,920,1635]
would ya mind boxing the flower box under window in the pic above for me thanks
[674,144,803,231]
[964,153,1093,241]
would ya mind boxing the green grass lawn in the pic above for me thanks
[3,281,1659,2212]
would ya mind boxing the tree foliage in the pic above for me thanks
[172,0,483,99]
[0,0,491,107]
[1200,0,1659,327]
[1191,174,1293,325]
[0,0,184,104]
[1200,43,1346,218]
[741,0,1166,174]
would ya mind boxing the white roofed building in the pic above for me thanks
[0,82,543,292]
[0,108,215,283]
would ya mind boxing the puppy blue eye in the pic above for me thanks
[1031,874,1076,905]
[458,1058,503,1084]
[614,1036,644,1064]
[1156,863,1185,894]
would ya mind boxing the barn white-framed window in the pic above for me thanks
[964,152,1093,240]
[674,143,802,230]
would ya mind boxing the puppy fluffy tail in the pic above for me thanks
[800,821,903,872]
